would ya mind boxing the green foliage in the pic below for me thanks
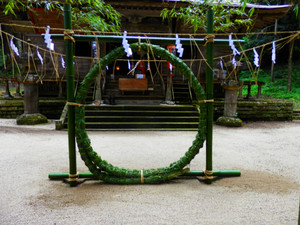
[239,66,300,102]
[2,0,121,32]
[243,1,299,65]
[160,0,253,32]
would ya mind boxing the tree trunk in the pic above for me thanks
[287,40,294,93]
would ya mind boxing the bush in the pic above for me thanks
[239,65,300,103]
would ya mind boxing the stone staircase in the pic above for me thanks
[172,80,193,103]
[61,104,199,131]
[293,108,300,120]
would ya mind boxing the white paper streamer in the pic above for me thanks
[175,34,184,58]
[229,33,240,69]
[229,33,240,56]
[37,48,43,64]
[92,41,97,58]
[61,55,65,68]
[10,37,19,56]
[169,63,173,71]
[106,66,109,70]
[232,56,237,69]
[253,48,259,67]
[44,26,54,51]
[128,60,131,70]
[220,57,224,70]
[122,31,132,57]
[272,41,276,64]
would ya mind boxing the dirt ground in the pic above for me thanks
[0,119,299,225]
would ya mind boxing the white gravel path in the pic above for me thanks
[0,119,299,225]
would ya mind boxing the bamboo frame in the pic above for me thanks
[50,4,241,186]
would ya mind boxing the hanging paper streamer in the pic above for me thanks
[92,41,97,58]
[44,26,54,51]
[220,57,224,70]
[253,48,259,67]
[232,56,237,69]
[229,34,240,69]
[106,66,109,70]
[61,55,65,68]
[10,37,19,56]
[169,63,173,72]
[229,34,240,56]
[272,41,276,64]
[37,48,43,64]
[175,34,184,58]
[122,31,132,57]
[128,60,131,70]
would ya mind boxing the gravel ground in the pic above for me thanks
[0,119,299,225]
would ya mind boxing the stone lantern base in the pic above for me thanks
[216,116,243,127]
[217,80,243,127]
[16,113,48,125]
[16,74,48,125]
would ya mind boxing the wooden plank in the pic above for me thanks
[119,78,148,91]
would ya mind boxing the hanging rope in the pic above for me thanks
[1,22,299,37]
[0,22,299,86]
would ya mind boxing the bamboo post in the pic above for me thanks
[64,3,77,187]
[205,9,214,182]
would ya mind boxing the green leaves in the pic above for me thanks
[161,0,254,33]
[2,0,24,16]
[2,0,121,32]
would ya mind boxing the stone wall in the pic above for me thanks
[214,99,294,121]
[0,99,294,121]
[0,100,65,119]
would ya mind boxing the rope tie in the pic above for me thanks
[68,173,79,182]
[140,169,144,184]
[203,34,215,47]
[67,102,84,107]
[204,170,214,180]
[64,30,75,43]
[138,36,141,52]
[198,99,214,103]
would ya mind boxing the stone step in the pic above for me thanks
[63,104,199,130]
[84,115,198,122]
[293,110,300,120]
[65,121,198,129]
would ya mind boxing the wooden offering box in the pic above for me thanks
[119,76,148,93]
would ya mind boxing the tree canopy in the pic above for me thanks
[1,0,121,32]
[160,0,254,32]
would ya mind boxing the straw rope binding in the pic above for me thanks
[204,170,214,180]
[140,170,144,184]
[203,34,215,46]
[198,99,214,103]
[67,102,84,107]
[68,173,79,182]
